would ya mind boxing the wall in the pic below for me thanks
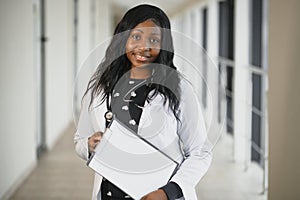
[75,0,112,115]
[268,0,300,199]
[95,0,112,45]
[45,0,74,149]
[171,0,220,138]
[233,0,251,163]
[44,0,113,154]
[0,0,76,198]
[0,0,36,198]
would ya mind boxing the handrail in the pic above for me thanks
[218,57,268,76]
[248,64,268,75]
[217,57,266,155]
[218,57,235,67]
[217,56,268,195]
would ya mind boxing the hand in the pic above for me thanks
[141,189,168,200]
[88,132,103,153]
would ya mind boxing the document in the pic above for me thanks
[87,118,179,199]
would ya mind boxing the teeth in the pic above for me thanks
[136,55,147,61]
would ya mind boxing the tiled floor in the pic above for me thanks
[196,134,267,200]
[10,125,267,200]
[10,125,94,200]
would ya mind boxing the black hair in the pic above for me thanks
[83,4,181,119]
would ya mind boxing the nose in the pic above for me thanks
[138,38,151,51]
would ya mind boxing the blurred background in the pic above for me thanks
[0,0,299,199]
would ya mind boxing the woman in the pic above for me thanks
[74,4,212,200]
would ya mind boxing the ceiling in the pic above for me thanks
[111,0,197,17]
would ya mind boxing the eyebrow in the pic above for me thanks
[132,29,161,36]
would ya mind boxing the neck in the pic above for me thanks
[130,66,151,79]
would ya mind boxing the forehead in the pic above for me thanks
[132,20,161,34]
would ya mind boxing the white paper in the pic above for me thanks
[87,119,178,199]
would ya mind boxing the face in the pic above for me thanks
[126,20,161,69]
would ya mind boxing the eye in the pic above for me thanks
[149,38,160,44]
[131,34,141,41]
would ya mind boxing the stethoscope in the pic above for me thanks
[103,70,155,128]
[104,94,113,128]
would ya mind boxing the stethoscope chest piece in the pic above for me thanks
[104,110,113,122]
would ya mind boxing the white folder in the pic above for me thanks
[87,118,179,199]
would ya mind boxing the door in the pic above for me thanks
[33,0,47,158]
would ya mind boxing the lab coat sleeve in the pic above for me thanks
[74,93,95,161]
[170,80,212,200]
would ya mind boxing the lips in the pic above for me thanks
[126,49,157,67]
[135,54,149,61]
[131,52,151,62]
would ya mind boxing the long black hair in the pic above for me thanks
[84,4,181,119]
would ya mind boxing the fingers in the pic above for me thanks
[93,131,103,140]
[140,195,148,200]
[140,189,168,200]
[93,132,102,142]
[88,132,103,153]
[140,195,151,200]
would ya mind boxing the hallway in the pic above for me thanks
[10,125,267,200]
[197,135,266,200]
[10,124,94,200]
[1,0,300,199]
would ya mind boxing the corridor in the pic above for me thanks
[10,124,94,199]
[1,0,299,199]
[10,126,266,200]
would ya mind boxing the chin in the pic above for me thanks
[134,63,152,69]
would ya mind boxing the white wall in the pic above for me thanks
[45,0,74,149]
[78,0,92,67]
[0,0,36,198]
[75,0,112,116]
[206,0,222,140]
[95,0,112,45]
[233,0,251,163]
[170,0,221,143]
[0,0,76,198]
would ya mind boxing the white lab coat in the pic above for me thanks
[74,79,212,200]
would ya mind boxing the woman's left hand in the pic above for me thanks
[141,189,168,200]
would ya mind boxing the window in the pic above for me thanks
[250,0,264,166]
[218,0,235,133]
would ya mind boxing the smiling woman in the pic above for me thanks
[126,20,161,72]
[74,4,211,200]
